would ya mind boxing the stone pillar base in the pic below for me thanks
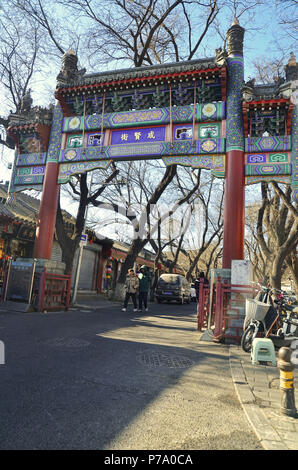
[225,261,253,344]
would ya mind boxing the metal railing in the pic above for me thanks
[33,270,72,312]
[197,277,255,344]
[1,263,72,312]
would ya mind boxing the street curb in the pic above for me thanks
[229,346,289,450]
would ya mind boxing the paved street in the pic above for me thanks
[0,298,262,450]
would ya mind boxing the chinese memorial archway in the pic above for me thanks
[7,19,298,271]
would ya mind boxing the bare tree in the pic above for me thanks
[90,162,179,293]
[55,165,120,273]
[85,162,207,293]
[276,0,298,44]
[9,0,269,71]
[245,202,269,283]
[53,0,220,66]
[0,7,41,147]
[285,251,298,294]
[252,56,286,84]
[183,177,224,280]
[256,182,298,291]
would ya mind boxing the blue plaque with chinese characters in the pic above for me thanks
[111,126,166,145]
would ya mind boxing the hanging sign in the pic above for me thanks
[80,233,87,246]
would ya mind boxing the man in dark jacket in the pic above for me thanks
[138,265,151,312]
[194,271,209,301]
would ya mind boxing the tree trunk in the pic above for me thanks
[256,183,298,290]
[269,254,283,290]
[286,253,298,296]
[116,164,177,288]
[150,268,159,301]
[118,238,147,285]
[61,240,78,275]
[55,188,85,275]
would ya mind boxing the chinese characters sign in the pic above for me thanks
[111,126,166,145]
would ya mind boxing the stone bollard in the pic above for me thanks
[277,347,297,418]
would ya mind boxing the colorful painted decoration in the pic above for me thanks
[246,136,291,152]
[202,103,217,118]
[245,163,291,176]
[66,135,83,148]
[17,166,45,176]
[16,153,47,167]
[225,56,244,152]
[173,125,193,140]
[67,116,81,130]
[198,123,220,139]
[87,132,104,147]
[20,136,41,153]
[62,102,226,133]
[162,155,225,177]
[200,139,218,153]
[57,160,111,184]
[47,104,64,163]
[63,149,78,161]
[7,50,297,201]
[246,153,290,164]
[245,176,291,185]
[291,105,298,202]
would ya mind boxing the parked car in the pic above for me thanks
[155,274,191,304]
[190,283,197,302]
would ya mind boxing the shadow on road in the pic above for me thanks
[0,300,257,450]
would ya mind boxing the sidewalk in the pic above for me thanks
[72,292,116,311]
[229,345,298,450]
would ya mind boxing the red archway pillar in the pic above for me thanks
[33,162,59,259]
[222,150,245,268]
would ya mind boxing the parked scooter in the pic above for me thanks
[241,285,298,353]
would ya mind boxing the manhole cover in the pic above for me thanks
[45,337,90,349]
[137,351,194,368]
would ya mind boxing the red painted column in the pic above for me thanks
[222,149,245,268]
[33,162,59,259]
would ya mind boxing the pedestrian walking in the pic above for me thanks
[194,271,209,301]
[122,269,139,312]
[138,265,151,312]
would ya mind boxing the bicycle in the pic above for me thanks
[275,295,298,340]
[241,284,279,353]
